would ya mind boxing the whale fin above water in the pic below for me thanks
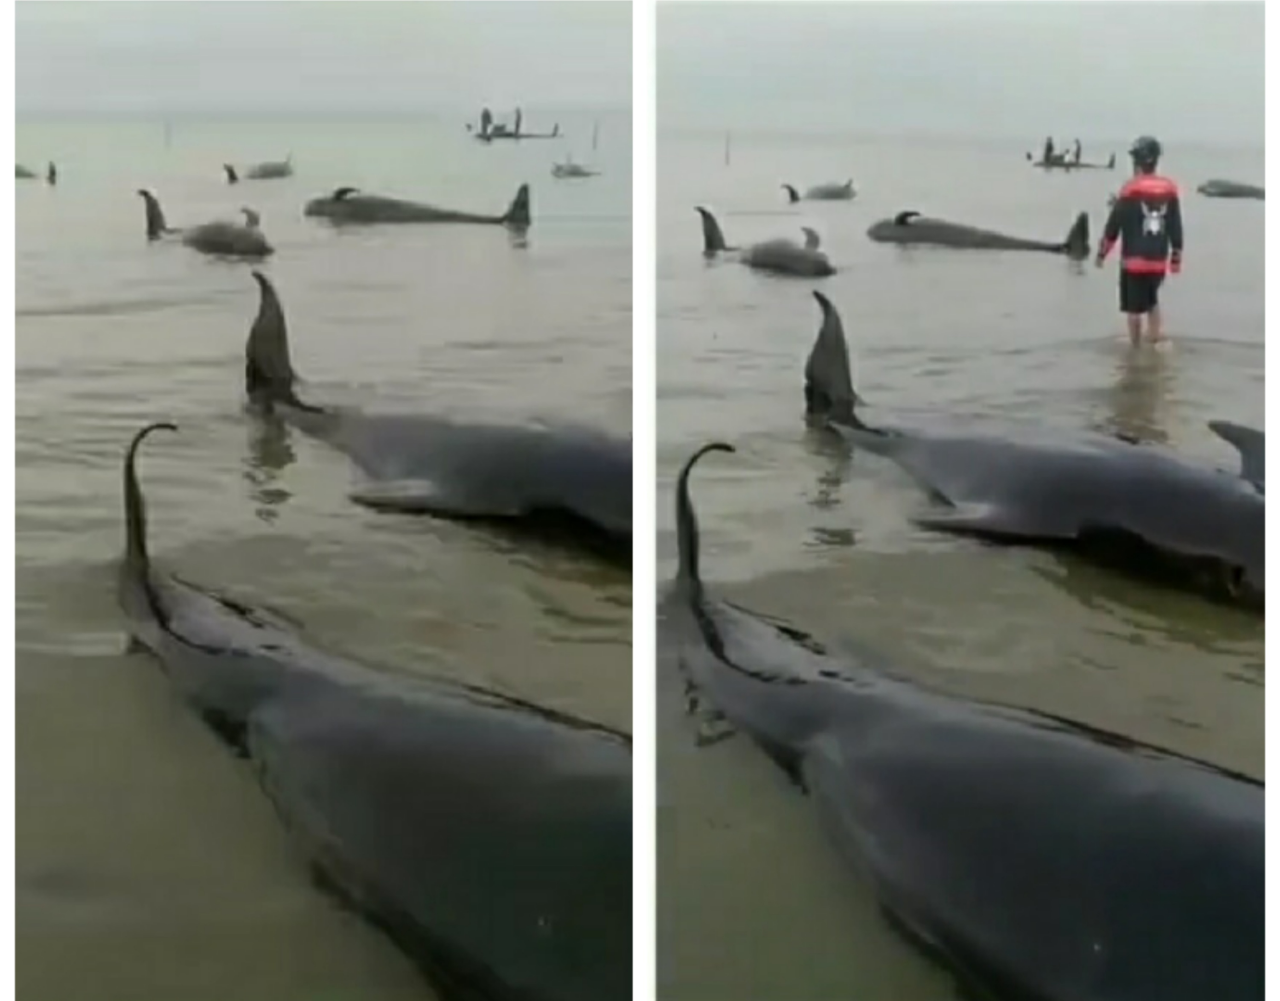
[136,189,173,240]
[782,184,801,204]
[694,206,731,253]
[501,183,532,229]
[1061,211,1090,259]
[805,291,862,424]
[893,210,922,226]
[1209,420,1265,487]
[801,227,821,250]
[332,186,359,201]
[224,164,239,185]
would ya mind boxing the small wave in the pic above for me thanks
[16,294,218,320]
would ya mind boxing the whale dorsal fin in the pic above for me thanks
[332,187,358,201]
[801,227,821,250]
[805,291,861,425]
[894,210,921,227]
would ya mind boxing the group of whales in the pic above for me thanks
[114,268,633,1000]
[134,179,532,259]
[663,290,1263,1001]
[696,181,1094,277]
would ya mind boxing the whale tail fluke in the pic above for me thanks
[805,291,862,426]
[137,189,169,241]
[1062,212,1090,259]
[782,184,800,204]
[224,164,239,185]
[245,271,306,411]
[695,206,728,254]
[676,443,736,591]
[503,183,532,229]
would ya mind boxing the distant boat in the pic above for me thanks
[551,153,599,179]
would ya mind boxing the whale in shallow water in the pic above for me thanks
[782,179,856,203]
[1196,179,1264,200]
[243,271,631,565]
[304,183,532,228]
[118,422,632,1001]
[802,292,1265,610]
[224,155,294,184]
[137,189,274,259]
[695,206,835,277]
[663,439,1264,1001]
[867,209,1091,258]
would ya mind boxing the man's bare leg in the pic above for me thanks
[1126,313,1143,346]
[1146,306,1163,343]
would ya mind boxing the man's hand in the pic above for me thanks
[1170,252,1182,275]
[1094,255,1105,269]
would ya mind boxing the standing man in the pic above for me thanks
[1095,135,1184,345]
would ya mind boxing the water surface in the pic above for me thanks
[17,111,632,1001]
[656,128,1263,1001]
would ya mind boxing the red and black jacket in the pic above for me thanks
[1098,174,1184,274]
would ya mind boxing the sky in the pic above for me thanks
[16,1,631,118]
[658,2,1265,146]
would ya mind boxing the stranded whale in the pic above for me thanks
[696,206,835,277]
[304,183,531,228]
[663,439,1263,1001]
[243,272,631,564]
[867,209,1091,258]
[137,189,274,259]
[118,422,632,1001]
[802,292,1264,609]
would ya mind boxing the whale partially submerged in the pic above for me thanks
[782,179,856,203]
[304,183,531,228]
[867,209,1091,259]
[224,155,294,184]
[118,422,632,1001]
[803,292,1264,609]
[664,440,1263,1001]
[695,206,835,277]
[1197,179,1264,200]
[137,189,274,259]
[243,272,631,565]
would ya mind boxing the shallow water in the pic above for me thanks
[17,111,631,1001]
[656,129,1264,1000]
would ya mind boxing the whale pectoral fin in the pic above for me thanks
[914,504,1061,542]
[349,479,518,518]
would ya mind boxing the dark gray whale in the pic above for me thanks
[782,179,856,203]
[665,440,1263,1001]
[16,163,36,179]
[137,189,274,259]
[803,293,1264,609]
[118,422,632,1001]
[1196,179,1264,200]
[867,209,1091,258]
[696,206,835,277]
[243,272,631,565]
[304,183,531,228]
[224,155,294,184]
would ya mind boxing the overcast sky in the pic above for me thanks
[17,1,631,117]
[659,2,1264,145]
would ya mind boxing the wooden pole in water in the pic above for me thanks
[724,131,731,166]
[592,120,600,152]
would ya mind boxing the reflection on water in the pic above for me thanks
[1099,344,1176,444]
[243,417,297,523]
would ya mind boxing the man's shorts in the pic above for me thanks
[1119,271,1165,315]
